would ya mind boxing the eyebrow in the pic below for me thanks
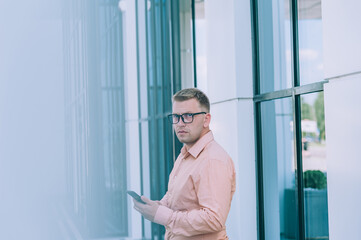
[171,111,193,115]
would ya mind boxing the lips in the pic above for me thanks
[177,130,187,134]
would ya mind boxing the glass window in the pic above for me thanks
[145,0,182,238]
[260,97,296,240]
[301,92,329,239]
[63,0,128,237]
[298,0,324,85]
[254,1,328,240]
[257,0,293,93]
[99,4,128,236]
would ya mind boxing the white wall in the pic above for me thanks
[0,1,65,239]
[324,76,361,240]
[206,0,257,239]
[322,0,361,78]
[323,0,361,239]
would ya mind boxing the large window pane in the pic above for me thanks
[301,92,329,239]
[260,97,295,240]
[63,0,127,237]
[258,0,292,93]
[298,0,324,85]
[146,0,182,238]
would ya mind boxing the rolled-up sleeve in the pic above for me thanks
[153,158,235,237]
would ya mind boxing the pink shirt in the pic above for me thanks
[153,131,236,239]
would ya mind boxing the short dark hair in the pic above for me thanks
[173,88,210,113]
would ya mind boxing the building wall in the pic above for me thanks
[61,0,361,239]
[323,0,361,239]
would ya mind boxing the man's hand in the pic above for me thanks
[133,196,160,222]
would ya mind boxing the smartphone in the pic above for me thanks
[127,190,146,204]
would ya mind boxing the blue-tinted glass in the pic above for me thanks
[63,0,128,237]
[301,92,329,238]
[146,0,177,238]
[261,97,296,240]
[98,2,127,236]
[258,0,293,93]
[298,0,324,85]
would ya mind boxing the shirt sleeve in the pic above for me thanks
[153,158,235,237]
[159,191,170,206]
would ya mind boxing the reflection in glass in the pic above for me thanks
[99,2,128,235]
[63,0,127,237]
[298,0,324,85]
[146,1,181,238]
[261,98,295,240]
[258,0,292,93]
[301,92,329,239]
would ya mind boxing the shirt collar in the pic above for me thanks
[181,130,214,159]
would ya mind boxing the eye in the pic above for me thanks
[184,113,193,117]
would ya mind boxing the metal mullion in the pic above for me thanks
[254,102,265,240]
[290,0,305,239]
[254,80,327,103]
[254,88,293,103]
[293,94,305,240]
[191,0,197,87]
[290,0,300,89]
[294,81,327,96]
[251,0,260,96]
[250,0,265,239]
[135,0,145,237]
[147,2,160,238]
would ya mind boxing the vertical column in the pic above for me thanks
[121,0,142,238]
[323,1,361,239]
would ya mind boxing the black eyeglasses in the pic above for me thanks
[167,112,206,124]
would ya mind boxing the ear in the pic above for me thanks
[203,113,211,128]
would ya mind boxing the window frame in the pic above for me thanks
[251,0,329,239]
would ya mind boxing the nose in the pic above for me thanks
[176,117,186,126]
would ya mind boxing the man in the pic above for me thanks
[133,88,236,239]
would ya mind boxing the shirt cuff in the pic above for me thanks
[153,205,173,226]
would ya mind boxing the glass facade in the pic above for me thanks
[63,0,189,239]
[260,98,295,239]
[253,0,329,239]
[142,0,183,238]
[257,0,293,93]
[99,1,128,237]
[60,0,329,239]
[63,0,128,237]
[301,93,328,239]
[298,0,324,85]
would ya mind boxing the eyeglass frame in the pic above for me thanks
[167,112,207,124]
